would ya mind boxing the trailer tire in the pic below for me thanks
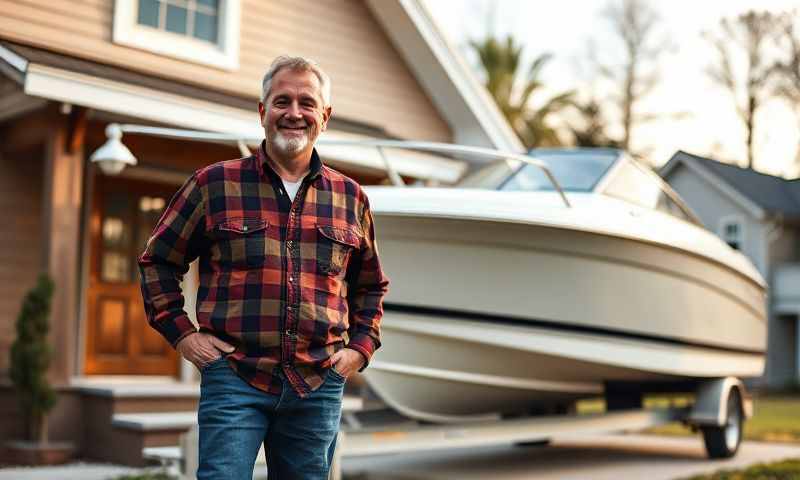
[701,388,743,459]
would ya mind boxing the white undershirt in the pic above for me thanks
[281,177,303,201]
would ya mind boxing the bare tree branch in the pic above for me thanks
[705,10,781,169]
[590,0,671,153]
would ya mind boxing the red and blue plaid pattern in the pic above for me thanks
[138,141,389,397]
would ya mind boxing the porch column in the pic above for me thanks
[179,259,200,382]
[42,106,86,383]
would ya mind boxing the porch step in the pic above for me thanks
[76,379,367,467]
[113,411,197,431]
[73,381,200,467]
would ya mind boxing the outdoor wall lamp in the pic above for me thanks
[90,124,137,175]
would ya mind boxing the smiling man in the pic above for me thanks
[138,55,389,479]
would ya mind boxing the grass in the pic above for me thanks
[679,458,800,479]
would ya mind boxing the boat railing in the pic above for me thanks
[318,139,571,208]
[97,124,571,208]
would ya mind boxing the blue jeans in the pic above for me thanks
[197,357,345,480]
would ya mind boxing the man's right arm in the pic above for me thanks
[137,172,206,348]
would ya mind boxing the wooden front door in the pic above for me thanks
[85,175,181,375]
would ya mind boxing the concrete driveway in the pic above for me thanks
[341,434,800,480]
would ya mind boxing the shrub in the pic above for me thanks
[9,274,56,443]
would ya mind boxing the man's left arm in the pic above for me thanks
[344,199,389,371]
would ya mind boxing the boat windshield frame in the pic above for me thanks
[494,149,621,193]
[598,153,704,226]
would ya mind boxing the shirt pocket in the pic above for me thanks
[212,217,269,269]
[316,225,361,277]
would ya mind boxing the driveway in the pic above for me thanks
[341,434,800,480]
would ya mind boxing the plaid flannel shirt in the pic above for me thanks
[138,141,389,397]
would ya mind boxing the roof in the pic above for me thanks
[661,150,800,217]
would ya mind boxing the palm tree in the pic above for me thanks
[569,97,621,148]
[471,34,573,148]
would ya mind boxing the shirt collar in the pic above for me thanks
[257,139,323,182]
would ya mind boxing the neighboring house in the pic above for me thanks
[0,0,521,464]
[661,150,800,389]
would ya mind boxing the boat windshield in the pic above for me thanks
[458,149,619,192]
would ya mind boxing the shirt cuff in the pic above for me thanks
[346,334,376,372]
[156,314,198,349]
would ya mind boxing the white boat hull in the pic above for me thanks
[362,196,767,422]
[366,311,764,422]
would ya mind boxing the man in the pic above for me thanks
[138,55,389,479]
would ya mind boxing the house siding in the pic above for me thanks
[667,162,796,387]
[0,0,452,142]
[667,164,767,274]
[0,147,44,374]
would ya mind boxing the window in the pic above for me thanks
[719,216,745,250]
[113,0,240,70]
[137,0,219,43]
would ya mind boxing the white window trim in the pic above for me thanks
[718,214,746,250]
[112,0,240,71]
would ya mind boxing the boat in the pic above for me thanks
[361,147,767,423]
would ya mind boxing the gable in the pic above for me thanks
[668,163,754,229]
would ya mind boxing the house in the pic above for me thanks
[661,150,800,388]
[0,0,521,464]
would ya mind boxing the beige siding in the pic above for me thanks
[0,147,44,374]
[0,0,452,141]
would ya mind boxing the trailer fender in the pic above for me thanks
[688,377,752,427]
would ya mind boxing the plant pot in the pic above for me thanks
[4,440,75,465]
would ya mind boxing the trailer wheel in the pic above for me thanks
[701,388,743,459]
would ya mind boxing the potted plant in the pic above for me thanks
[5,274,74,465]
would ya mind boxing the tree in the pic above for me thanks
[9,274,57,444]
[774,11,800,174]
[595,0,668,152]
[706,11,780,170]
[568,96,621,148]
[471,34,573,148]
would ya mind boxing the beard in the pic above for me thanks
[271,128,309,156]
[264,109,318,157]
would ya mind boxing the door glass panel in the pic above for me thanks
[101,193,133,283]
[135,195,168,282]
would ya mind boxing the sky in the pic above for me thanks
[423,0,800,176]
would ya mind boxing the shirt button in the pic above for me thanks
[286,240,293,249]
[242,225,248,231]
[285,329,293,336]
[288,275,294,283]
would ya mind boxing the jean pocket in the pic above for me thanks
[328,367,347,382]
[201,356,226,372]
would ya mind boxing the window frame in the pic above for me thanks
[718,214,746,251]
[112,0,240,70]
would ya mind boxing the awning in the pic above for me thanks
[0,42,466,183]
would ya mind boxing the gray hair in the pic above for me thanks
[260,55,331,106]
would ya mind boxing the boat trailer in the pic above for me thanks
[149,377,751,479]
